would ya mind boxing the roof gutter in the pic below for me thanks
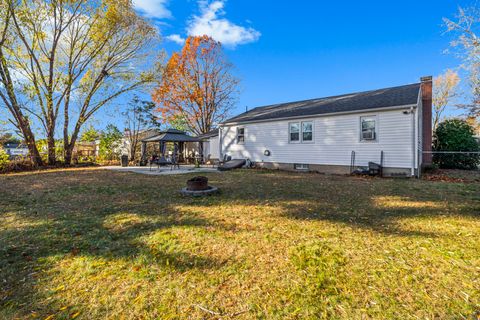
[221,104,418,126]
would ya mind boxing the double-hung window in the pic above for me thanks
[360,116,377,141]
[302,122,313,142]
[289,123,300,142]
[237,127,245,144]
[289,121,313,143]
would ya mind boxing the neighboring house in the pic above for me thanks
[118,129,160,159]
[197,129,220,160]
[73,141,98,159]
[217,76,433,177]
[3,143,29,159]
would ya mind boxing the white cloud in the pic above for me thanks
[166,34,186,45]
[133,0,171,19]
[187,0,261,48]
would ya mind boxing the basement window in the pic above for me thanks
[237,127,245,144]
[294,163,309,170]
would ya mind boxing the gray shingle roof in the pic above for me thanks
[223,83,421,124]
[196,129,219,139]
[142,129,199,143]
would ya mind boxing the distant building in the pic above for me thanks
[3,143,29,159]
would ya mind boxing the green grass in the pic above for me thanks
[0,168,479,319]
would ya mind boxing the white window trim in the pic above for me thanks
[301,121,314,144]
[288,122,301,143]
[236,127,245,144]
[359,115,378,143]
[289,121,314,144]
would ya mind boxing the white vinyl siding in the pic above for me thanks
[220,109,417,169]
[202,135,220,159]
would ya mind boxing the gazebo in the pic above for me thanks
[140,129,200,165]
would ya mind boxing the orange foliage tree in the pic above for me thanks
[152,35,239,135]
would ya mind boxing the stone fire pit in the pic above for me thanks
[181,176,219,197]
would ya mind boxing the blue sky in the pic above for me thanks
[99,0,471,130]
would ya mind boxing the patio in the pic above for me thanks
[104,165,220,175]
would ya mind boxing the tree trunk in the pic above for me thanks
[64,145,73,165]
[64,124,81,166]
[130,140,137,162]
[21,122,43,167]
[46,133,56,165]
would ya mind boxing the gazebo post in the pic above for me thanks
[159,141,165,157]
[199,141,204,160]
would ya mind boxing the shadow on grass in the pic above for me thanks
[0,199,225,316]
[0,168,479,317]
[188,170,480,238]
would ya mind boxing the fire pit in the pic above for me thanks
[181,176,219,197]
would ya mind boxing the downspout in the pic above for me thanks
[218,126,223,160]
[410,106,416,177]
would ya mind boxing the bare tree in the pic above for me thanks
[432,70,460,129]
[0,0,159,165]
[152,35,239,135]
[445,7,480,118]
[122,96,160,161]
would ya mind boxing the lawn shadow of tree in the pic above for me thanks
[0,195,227,317]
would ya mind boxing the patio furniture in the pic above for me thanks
[205,154,217,168]
[219,154,231,166]
[149,155,172,171]
[171,146,180,170]
[218,159,246,171]
[170,156,180,170]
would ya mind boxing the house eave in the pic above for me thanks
[221,104,418,126]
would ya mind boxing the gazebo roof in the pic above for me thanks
[141,129,199,143]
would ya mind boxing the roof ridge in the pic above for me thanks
[248,82,421,113]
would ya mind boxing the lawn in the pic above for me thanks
[0,168,479,319]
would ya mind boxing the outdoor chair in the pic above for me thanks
[149,155,172,171]
[205,154,217,168]
[149,155,159,171]
[219,154,232,166]
[170,154,180,170]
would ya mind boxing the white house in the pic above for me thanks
[216,77,433,177]
[197,129,220,161]
[3,143,29,159]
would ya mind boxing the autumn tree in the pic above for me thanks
[153,35,239,135]
[122,96,160,161]
[0,0,158,165]
[432,70,460,129]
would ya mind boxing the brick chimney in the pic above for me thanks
[421,76,433,165]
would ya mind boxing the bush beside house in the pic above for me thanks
[433,119,480,170]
